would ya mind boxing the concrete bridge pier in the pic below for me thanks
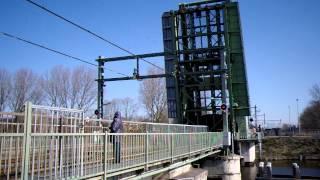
[202,155,241,180]
[239,141,256,165]
[168,164,208,180]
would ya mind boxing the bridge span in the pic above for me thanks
[0,102,224,179]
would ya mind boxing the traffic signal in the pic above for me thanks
[221,104,227,111]
[94,109,100,116]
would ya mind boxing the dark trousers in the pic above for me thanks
[113,141,121,163]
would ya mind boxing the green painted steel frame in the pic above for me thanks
[224,2,251,137]
[225,2,250,117]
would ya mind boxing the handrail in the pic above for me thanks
[0,102,217,179]
[0,132,223,179]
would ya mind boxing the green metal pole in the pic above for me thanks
[97,56,104,119]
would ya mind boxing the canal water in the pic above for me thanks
[241,160,320,179]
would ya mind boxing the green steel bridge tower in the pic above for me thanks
[162,0,250,136]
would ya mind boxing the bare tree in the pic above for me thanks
[42,66,70,107]
[300,83,320,130]
[120,97,138,121]
[42,66,96,113]
[71,66,97,111]
[103,97,138,121]
[10,69,43,112]
[0,68,11,111]
[139,68,167,123]
[104,99,121,120]
[300,102,320,130]
[310,83,320,104]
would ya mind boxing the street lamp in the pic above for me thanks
[254,105,258,128]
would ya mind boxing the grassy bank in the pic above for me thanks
[261,136,320,160]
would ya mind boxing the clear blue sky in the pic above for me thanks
[1,0,319,125]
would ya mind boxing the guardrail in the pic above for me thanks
[0,104,84,134]
[0,112,24,133]
[88,118,208,133]
[0,102,221,179]
[0,132,223,179]
[0,107,208,134]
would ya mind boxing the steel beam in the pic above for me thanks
[100,52,166,62]
[103,74,171,82]
[99,47,224,63]
[180,0,227,7]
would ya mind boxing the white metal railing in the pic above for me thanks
[87,118,208,133]
[0,112,24,133]
[0,105,84,134]
[0,111,208,134]
[0,102,222,179]
[0,132,223,179]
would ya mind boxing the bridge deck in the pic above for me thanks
[0,132,223,179]
[0,103,223,179]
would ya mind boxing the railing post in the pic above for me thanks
[170,133,173,163]
[258,162,264,177]
[292,163,301,179]
[22,102,32,180]
[266,162,272,179]
[189,133,191,157]
[145,131,149,170]
[80,112,84,176]
[104,132,108,180]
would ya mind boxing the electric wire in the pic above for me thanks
[0,32,128,76]
[25,0,165,71]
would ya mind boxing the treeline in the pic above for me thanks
[0,66,97,113]
[0,66,168,122]
[300,83,320,130]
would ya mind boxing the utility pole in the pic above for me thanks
[296,98,300,133]
[97,56,105,119]
[254,105,258,128]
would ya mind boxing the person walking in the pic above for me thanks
[110,111,123,163]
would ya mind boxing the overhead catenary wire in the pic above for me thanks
[0,32,128,76]
[25,0,165,71]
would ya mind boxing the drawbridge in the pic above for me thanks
[0,0,261,179]
[0,103,223,179]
